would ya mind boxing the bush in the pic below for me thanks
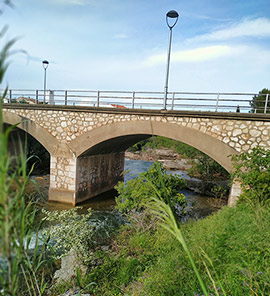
[188,153,230,180]
[231,147,270,204]
[42,207,94,265]
[115,162,187,216]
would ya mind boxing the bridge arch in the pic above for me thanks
[3,111,59,155]
[69,120,239,172]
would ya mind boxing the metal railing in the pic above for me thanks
[2,89,270,113]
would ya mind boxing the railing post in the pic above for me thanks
[171,92,175,110]
[97,91,100,107]
[132,91,135,109]
[35,90,39,104]
[49,90,54,105]
[9,89,12,103]
[264,94,269,114]
[215,93,220,112]
[65,90,68,105]
[163,95,167,110]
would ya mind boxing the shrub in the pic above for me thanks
[42,207,94,265]
[115,162,187,216]
[231,147,270,204]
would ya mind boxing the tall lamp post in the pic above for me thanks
[42,60,49,103]
[163,10,179,110]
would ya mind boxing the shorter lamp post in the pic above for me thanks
[42,60,49,103]
[163,10,179,110]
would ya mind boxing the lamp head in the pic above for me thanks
[42,60,49,70]
[166,10,179,29]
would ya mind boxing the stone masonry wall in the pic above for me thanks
[50,156,77,192]
[4,107,270,154]
[77,152,125,203]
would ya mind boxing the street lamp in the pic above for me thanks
[163,10,179,109]
[42,60,49,103]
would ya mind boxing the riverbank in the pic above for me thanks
[50,202,270,296]
[125,148,193,170]
[125,149,231,197]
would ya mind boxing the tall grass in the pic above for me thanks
[0,20,49,295]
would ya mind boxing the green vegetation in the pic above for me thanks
[71,202,270,296]
[250,88,270,113]
[0,12,53,294]
[129,136,230,180]
[130,136,199,158]
[231,147,270,205]
[115,162,187,215]
[0,110,49,295]
[42,207,94,264]
[26,134,50,174]
[52,148,270,296]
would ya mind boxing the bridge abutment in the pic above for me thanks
[48,152,125,205]
[228,180,242,206]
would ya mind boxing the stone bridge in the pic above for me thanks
[3,104,270,206]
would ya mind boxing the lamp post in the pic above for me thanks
[163,10,179,110]
[42,60,49,103]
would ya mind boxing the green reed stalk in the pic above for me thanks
[147,120,209,295]
[0,22,48,295]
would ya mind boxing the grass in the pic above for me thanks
[77,202,270,296]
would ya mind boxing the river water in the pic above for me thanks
[23,158,226,252]
[40,159,222,220]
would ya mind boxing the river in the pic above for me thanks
[37,159,224,220]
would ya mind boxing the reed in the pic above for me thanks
[0,21,48,295]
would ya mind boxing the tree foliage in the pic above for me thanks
[188,153,229,181]
[231,147,270,204]
[250,88,270,113]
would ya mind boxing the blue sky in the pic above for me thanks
[1,0,270,93]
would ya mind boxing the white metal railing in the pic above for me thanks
[2,89,270,114]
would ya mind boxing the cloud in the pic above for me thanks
[190,17,270,42]
[144,45,232,66]
[182,11,232,22]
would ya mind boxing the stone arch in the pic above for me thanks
[69,120,239,172]
[3,111,59,155]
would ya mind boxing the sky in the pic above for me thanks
[1,0,270,93]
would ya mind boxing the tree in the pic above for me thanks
[250,88,270,113]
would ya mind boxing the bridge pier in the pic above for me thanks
[48,152,125,205]
[49,155,77,205]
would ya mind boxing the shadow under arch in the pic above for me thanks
[69,120,239,172]
[3,111,59,155]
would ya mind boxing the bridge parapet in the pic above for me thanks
[3,89,270,113]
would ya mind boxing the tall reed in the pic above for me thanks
[146,120,222,295]
[0,21,48,295]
